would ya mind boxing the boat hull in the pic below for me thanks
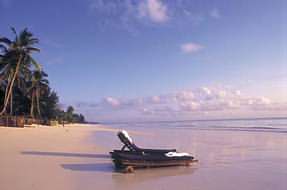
[110,150,197,172]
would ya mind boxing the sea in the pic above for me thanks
[101,117,287,134]
[90,117,287,190]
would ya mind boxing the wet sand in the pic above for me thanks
[0,124,286,190]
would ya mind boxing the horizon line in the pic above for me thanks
[88,116,287,125]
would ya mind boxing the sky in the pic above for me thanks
[1,0,287,122]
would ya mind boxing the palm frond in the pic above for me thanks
[0,44,8,52]
[26,47,40,53]
[28,38,39,44]
[41,79,49,85]
[0,64,10,75]
[29,56,42,71]
[19,28,36,47]
[10,27,18,42]
[0,37,12,45]
[41,71,48,77]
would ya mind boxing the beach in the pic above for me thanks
[0,123,286,190]
[1,1,286,189]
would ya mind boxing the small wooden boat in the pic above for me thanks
[110,130,197,173]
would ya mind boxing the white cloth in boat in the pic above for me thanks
[121,130,133,143]
[165,152,190,157]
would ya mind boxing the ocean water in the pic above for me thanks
[91,117,287,190]
[103,118,287,134]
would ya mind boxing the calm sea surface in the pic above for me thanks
[91,118,287,190]
[102,118,287,134]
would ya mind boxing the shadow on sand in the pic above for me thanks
[21,150,198,178]
[21,151,110,158]
[22,151,114,173]
[62,163,114,172]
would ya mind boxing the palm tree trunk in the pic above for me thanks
[4,73,12,103]
[0,54,23,115]
[36,89,41,118]
[10,89,13,115]
[30,91,34,118]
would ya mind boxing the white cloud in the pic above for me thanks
[87,0,222,30]
[181,42,204,54]
[104,97,121,107]
[89,0,168,26]
[151,95,161,103]
[210,8,221,19]
[75,86,287,121]
[138,0,168,23]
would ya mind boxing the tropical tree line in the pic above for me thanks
[0,27,85,124]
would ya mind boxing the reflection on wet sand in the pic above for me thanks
[86,125,287,190]
[111,165,198,189]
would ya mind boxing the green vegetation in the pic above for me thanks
[0,27,85,124]
[57,106,85,124]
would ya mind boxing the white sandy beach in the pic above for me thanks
[0,124,286,190]
[0,124,116,190]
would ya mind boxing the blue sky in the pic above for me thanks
[1,0,286,121]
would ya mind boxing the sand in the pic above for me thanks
[0,124,286,190]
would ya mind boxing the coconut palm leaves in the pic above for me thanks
[0,27,85,123]
[0,27,41,115]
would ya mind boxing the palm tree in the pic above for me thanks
[27,70,49,118]
[65,106,74,122]
[0,27,41,115]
